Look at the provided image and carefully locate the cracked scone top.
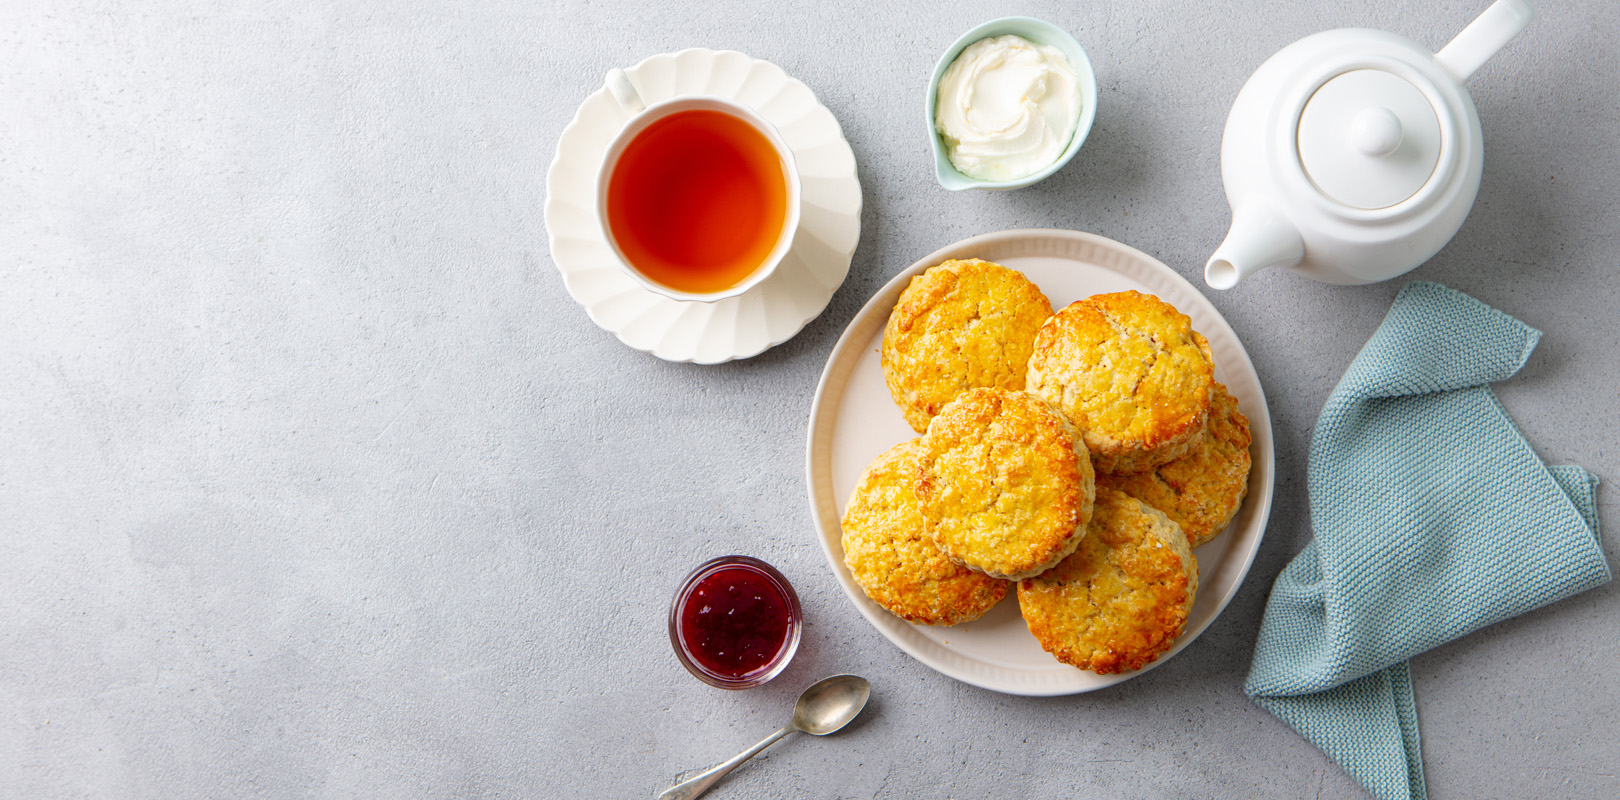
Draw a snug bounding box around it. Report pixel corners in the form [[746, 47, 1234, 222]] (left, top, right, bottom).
[[1019, 487, 1198, 675], [1025, 290, 1215, 474], [1098, 383, 1252, 548], [841, 439, 1010, 626], [882, 259, 1053, 434], [915, 388, 1094, 581]]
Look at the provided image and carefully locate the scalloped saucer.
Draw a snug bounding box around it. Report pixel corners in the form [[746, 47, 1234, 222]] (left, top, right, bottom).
[[545, 49, 862, 364]]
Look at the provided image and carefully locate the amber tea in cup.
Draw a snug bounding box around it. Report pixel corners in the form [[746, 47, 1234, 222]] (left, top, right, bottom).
[[597, 98, 800, 302]]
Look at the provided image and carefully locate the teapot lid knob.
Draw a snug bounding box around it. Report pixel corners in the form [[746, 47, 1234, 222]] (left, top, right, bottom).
[[1350, 107, 1403, 158]]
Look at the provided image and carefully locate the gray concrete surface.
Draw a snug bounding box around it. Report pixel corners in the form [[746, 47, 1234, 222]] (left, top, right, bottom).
[[2, 1, 1616, 798]]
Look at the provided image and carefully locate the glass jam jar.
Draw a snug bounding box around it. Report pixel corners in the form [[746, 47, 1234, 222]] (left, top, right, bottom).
[[669, 555, 802, 689]]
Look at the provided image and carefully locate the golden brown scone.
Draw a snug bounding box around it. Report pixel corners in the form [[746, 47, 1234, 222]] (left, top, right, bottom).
[[916, 388, 1094, 581], [882, 259, 1053, 434], [1097, 383, 1252, 547], [1019, 487, 1199, 675], [1025, 291, 1215, 474], [841, 439, 1011, 625]]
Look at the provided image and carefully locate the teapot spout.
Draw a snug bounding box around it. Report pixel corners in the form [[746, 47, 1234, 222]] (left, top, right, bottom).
[[1204, 205, 1305, 290]]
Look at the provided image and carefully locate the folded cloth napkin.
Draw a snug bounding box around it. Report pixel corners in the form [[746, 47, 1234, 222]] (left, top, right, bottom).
[[1244, 281, 1610, 800]]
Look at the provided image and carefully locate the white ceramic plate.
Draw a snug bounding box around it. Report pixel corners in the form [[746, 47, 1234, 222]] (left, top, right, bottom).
[[805, 229, 1275, 696], [544, 49, 862, 364]]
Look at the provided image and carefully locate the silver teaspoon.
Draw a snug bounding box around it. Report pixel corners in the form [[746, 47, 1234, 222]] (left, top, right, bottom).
[[656, 674, 872, 800]]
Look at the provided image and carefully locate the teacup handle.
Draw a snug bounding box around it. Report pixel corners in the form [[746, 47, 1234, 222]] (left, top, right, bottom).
[[605, 68, 646, 116]]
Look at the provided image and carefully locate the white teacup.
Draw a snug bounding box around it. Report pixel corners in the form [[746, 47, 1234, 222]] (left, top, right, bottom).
[[596, 69, 801, 304]]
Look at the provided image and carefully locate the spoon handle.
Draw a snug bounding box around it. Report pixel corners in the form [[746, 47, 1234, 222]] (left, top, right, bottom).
[[655, 724, 796, 800]]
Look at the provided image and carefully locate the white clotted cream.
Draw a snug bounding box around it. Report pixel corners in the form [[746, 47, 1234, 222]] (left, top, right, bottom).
[[935, 35, 1081, 182]]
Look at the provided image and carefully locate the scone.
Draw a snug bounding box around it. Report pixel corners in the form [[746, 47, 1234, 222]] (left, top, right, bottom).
[[1025, 290, 1215, 474], [1098, 383, 1252, 547], [1019, 488, 1199, 674], [882, 259, 1053, 434], [841, 439, 1010, 625], [915, 388, 1094, 581]]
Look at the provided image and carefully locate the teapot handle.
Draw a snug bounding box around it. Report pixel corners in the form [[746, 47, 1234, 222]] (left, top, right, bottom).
[[1435, 0, 1536, 83]]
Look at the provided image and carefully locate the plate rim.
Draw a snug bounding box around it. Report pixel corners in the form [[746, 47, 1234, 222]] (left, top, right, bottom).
[[804, 228, 1276, 696], [543, 47, 862, 364]]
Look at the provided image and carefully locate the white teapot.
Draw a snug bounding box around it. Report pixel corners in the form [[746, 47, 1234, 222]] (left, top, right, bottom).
[[1205, 0, 1536, 289]]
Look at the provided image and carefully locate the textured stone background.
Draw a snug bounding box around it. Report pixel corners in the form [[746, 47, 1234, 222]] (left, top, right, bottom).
[[2, 1, 1616, 798]]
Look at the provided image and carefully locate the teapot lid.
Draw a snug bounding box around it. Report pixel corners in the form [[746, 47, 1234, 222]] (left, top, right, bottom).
[[1296, 69, 1442, 210]]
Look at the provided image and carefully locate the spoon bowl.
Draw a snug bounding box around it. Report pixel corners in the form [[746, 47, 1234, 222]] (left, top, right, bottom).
[[791, 673, 870, 735], [656, 675, 872, 800]]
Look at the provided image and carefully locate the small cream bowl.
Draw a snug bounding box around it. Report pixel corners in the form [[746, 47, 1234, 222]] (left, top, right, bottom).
[[926, 17, 1099, 191]]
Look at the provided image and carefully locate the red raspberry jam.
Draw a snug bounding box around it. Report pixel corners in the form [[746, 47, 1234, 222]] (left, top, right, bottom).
[[670, 556, 801, 689]]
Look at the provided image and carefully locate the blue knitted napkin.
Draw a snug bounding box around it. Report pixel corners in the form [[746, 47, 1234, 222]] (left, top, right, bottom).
[[1244, 282, 1610, 800]]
